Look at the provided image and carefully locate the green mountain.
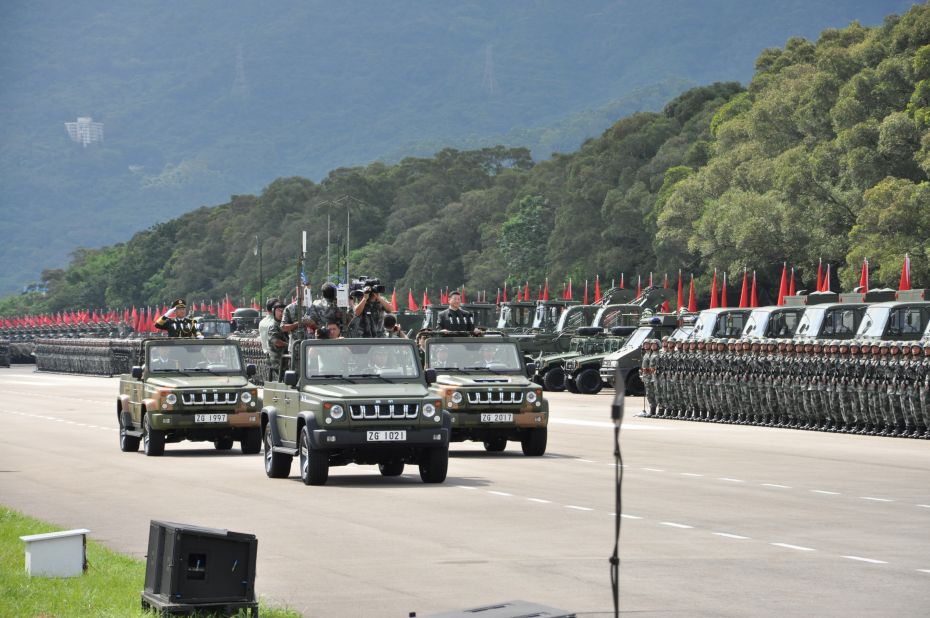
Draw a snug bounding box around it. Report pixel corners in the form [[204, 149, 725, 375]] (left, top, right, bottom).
[[0, 1, 912, 295]]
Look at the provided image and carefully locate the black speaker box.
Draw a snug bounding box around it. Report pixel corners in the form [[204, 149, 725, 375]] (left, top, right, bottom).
[[142, 520, 258, 616]]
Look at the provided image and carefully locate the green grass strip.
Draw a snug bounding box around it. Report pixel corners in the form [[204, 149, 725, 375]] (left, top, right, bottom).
[[0, 506, 301, 617]]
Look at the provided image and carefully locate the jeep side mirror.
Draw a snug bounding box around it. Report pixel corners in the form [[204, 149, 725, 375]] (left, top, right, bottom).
[[246, 363, 257, 377], [131, 366, 143, 379], [525, 362, 536, 377], [424, 368, 437, 385], [283, 370, 298, 387]]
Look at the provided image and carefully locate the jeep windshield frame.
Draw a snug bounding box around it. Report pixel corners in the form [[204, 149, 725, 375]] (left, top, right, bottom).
[[302, 339, 422, 381], [147, 342, 243, 374], [426, 340, 524, 374]]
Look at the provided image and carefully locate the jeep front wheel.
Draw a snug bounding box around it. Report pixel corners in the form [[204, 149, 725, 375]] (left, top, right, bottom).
[[542, 367, 566, 392], [419, 446, 449, 483], [575, 368, 603, 394], [142, 415, 165, 457], [521, 427, 547, 456], [299, 426, 328, 485], [263, 424, 292, 479], [241, 428, 261, 454]]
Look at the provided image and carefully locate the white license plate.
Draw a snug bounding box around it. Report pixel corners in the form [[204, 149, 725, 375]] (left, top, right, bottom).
[[481, 413, 513, 423], [366, 430, 407, 442], [194, 414, 227, 423]]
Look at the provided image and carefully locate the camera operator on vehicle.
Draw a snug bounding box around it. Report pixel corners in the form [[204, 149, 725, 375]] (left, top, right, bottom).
[[350, 277, 393, 338]]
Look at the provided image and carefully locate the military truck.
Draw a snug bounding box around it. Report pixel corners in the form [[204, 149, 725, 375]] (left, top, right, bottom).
[[855, 291, 930, 341], [261, 338, 451, 485], [687, 307, 752, 340], [422, 335, 548, 455], [533, 327, 610, 391], [789, 292, 870, 340], [117, 338, 262, 456], [600, 314, 687, 395], [741, 305, 807, 339], [562, 327, 634, 394]]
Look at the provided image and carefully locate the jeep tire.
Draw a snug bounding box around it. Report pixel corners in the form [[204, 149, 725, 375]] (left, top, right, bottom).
[[521, 427, 547, 456], [263, 423, 292, 479], [483, 437, 507, 452], [119, 414, 140, 453], [378, 461, 405, 476], [419, 447, 449, 483], [143, 414, 165, 457], [299, 425, 329, 485], [240, 428, 261, 454], [566, 378, 579, 393], [575, 368, 603, 394], [542, 367, 567, 392]]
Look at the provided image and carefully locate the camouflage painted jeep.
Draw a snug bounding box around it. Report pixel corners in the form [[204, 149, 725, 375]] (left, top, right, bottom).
[[261, 338, 451, 485], [117, 338, 262, 456], [422, 335, 548, 455]]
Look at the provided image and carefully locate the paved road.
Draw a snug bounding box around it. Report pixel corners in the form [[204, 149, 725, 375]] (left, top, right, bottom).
[[1, 365, 928, 617]]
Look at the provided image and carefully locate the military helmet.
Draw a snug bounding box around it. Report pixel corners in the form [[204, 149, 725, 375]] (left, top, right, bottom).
[[910, 343, 921, 355], [321, 282, 337, 301]]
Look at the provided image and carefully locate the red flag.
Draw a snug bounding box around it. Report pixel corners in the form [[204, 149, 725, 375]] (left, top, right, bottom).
[[583, 280, 589, 305], [523, 282, 529, 301], [739, 269, 749, 308], [709, 269, 719, 309], [495, 288, 501, 305], [816, 258, 823, 292], [720, 272, 728, 308], [131, 307, 138, 331], [776, 262, 788, 306], [899, 254, 911, 291], [502, 283, 508, 303], [543, 278, 550, 301], [594, 275, 602, 303], [567, 278, 573, 301], [676, 270, 684, 311], [661, 273, 670, 312], [859, 258, 869, 293], [789, 268, 796, 297], [687, 274, 697, 312], [750, 271, 759, 308], [461, 286, 466, 304], [636, 275, 642, 299], [390, 289, 398, 312], [822, 264, 832, 292], [620, 273, 625, 289], [407, 289, 419, 311], [423, 289, 431, 307]]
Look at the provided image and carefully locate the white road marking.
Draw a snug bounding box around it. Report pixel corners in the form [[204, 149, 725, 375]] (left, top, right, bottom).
[[680, 473, 703, 477], [917, 505, 930, 509], [918, 569, 930, 574], [456, 485, 476, 490], [842, 556, 887, 564], [549, 418, 672, 430], [860, 497, 893, 502], [577, 459, 596, 463], [660, 522, 693, 529], [761, 483, 791, 489], [643, 467, 664, 472], [620, 514, 641, 520], [771, 543, 815, 552], [714, 533, 750, 540], [565, 505, 593, 511], [488, 491, 512, 497], [718, 477, 745, 483], [811, 490, 840, 495], [527, 498, 551, 504]]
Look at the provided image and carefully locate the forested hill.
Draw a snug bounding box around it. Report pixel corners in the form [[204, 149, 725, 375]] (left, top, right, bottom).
[[2, 3, 929, 316], [0, 0, 912, 296]]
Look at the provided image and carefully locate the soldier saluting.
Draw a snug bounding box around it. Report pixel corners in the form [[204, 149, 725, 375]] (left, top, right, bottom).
[[437, 290, 480, 335], [154, 299, 203, 338]]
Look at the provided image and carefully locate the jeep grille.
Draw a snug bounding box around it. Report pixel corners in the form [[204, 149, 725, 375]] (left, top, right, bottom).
[[349, 403, 419, 420], [466, 391, 524, 405], [180, 392, 238, 406]]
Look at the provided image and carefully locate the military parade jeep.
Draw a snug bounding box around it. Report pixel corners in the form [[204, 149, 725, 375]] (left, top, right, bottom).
[[117, 338, 262, 456], [261, 338, 451, 485], [422, 335, 548, 455]]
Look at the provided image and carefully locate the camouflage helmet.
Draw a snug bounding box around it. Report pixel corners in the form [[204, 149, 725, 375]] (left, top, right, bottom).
[[910, 343, 921, 355], [879, 341, 891, 353]]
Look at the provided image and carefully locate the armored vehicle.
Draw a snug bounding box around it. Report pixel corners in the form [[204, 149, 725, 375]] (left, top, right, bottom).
[[741, 306, 806, 339], [855, 293, 930, 341], [422, 336, 548, 455], [230, 308, 261, 332], [117, 338, 261, 456], [688, 307, 751, 340], [562, 327, 633, 394], [792, 303, 868, 340], [533, 327, 613, 391], [600, 314, 683, 395], [261, 338, 451, 485]]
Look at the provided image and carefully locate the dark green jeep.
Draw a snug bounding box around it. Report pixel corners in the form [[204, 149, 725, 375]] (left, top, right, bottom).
[[117, 338, 262, 456], [423, 336, 548, 455], [261, 338, 451, 485]]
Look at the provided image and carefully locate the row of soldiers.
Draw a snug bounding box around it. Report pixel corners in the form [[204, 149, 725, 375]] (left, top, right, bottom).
[[640, 338, 930, 439]]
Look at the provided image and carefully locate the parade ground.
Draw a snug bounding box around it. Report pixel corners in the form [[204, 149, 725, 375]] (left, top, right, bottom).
[[1, 365, 928, 617]]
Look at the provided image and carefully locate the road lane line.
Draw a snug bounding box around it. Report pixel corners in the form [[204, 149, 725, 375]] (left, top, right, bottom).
[[811, 490, 840, 495], [918, 569, 930, 574], [660, 522, 693, 529], [714, 533, 750, 540], [487, 491, 512, 497], [841, 556, 887, 564], [917, 505, 930, 509], [860, 497, 893, 502], [771, 543, 815, 552], [718, 477, 745, 483], [565, 505, 593, 511], [527, 498, 551, 504], [577, 459, 597, 463], [761, 483, 791, 489], [680, 473, 703, 477], [643, 468, 664, 472], [620, 514, 641, 520], [549, 418, 672, 430], [456, 485, 477, 490]]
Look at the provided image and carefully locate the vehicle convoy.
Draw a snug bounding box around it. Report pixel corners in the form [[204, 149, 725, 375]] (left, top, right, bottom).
[[533, 326, 624, 391], [117, 338, 262, 456], [855, 290, 930, 341], [422, 335, 548, 455], [261, 338, 451, 485], [688, 307, 752, 340], [600, 314, 683, 395], [562, 327, 633, 394]]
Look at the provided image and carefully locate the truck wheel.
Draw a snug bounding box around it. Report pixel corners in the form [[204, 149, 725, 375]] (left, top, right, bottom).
[[625, 369, 644, 396], [119, 420, 140, 453], [419, 446, 449, 483], [542, 367, 566, 392], [483, 437, 507, 452], [566, 379, 579, 393], [142, 415, 165, 457], [576, 368, 603, 394], [263, 424, 292, 479], [240, 428, 261, 454], [214, 438, 234, 451], [521, 427, 547, 456], [378, 461, 405, 476], [299, 425, 328, 486]]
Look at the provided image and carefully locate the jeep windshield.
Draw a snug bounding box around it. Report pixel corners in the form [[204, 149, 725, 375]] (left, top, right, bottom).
[[148, 343, 242, 373], [304, 342, 420, 379], [428, 341, 523, 373], [621, 327, 652, 351]]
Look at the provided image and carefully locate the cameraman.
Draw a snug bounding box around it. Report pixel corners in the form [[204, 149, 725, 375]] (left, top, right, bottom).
[[351, 280, 393, 338]]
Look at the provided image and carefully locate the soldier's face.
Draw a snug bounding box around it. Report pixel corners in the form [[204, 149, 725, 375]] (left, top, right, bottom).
[[449, 294, 461, 309], [274, 307, 284, 320], [176, 307, 187, 318]]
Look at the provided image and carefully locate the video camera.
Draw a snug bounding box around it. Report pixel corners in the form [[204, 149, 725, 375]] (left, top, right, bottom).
[[349, 276, 385, 295]]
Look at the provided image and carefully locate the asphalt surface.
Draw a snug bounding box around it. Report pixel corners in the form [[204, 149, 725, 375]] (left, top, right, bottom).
[[1, 365, 928, 617]]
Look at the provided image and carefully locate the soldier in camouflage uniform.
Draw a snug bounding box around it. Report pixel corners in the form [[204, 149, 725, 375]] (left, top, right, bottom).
[[266, 302, 288, 381], [641, 340, 658, 415], [309, 283, 351, 337], [920, 344, 930, 438]]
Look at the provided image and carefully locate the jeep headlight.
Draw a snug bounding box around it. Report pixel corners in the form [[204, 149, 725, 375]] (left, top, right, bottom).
[[241, 391, 252, 404], [450, 391, 463, 404], [526, 391, 537, 404], [329, 404, 344, 420], [423, 403, 436, 418], [165, 393, 177, 405]]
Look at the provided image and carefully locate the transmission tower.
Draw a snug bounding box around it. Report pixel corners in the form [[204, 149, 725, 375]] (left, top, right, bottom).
[[64, 117, 103, 147], [482, 43, 497, 95]]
